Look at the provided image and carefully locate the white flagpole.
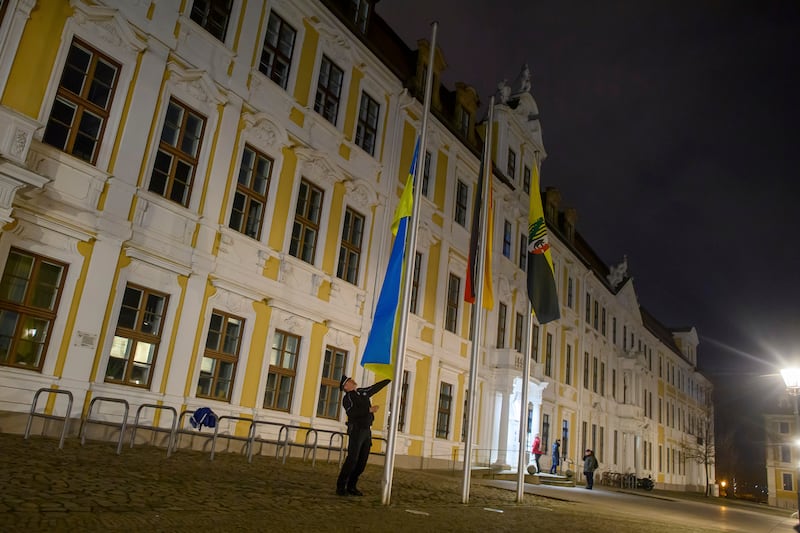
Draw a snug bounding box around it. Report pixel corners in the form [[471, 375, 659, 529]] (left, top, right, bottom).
[[461, 97, 494, 503], [516, 151, 542, 501], [381, 21, 438, 506], [517, 300, 534, 501]]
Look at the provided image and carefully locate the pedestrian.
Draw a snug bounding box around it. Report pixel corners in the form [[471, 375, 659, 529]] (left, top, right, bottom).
[[583, 448, 599, 489], [531, 433, 543, 473], [549, 439, 561, 474], [336, 375, 391, 496]]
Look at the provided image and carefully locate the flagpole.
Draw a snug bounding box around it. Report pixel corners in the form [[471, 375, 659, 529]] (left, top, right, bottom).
[[381, 21, 438, 506], [517, 299, 534, 501], [461, 97, 494, 503]]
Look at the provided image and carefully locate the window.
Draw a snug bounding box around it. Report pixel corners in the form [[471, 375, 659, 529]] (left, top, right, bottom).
[[531, 324, 539, 363], [601, 362, 606, 396], [398, 370, 410, 432], [514, 312, 524, 352], [190, 0, 232, 41], [445, 274, 460, 333], [502, 220, 512, 258], [264, 330, 300, 411], [542, 414, 550, 448], [507, 148, 516, 180], [592, 356, 598, 393], [105, 284, 168, 388], [317, 346, 347, 419], [593, 300, 599, 329], [435, 382, 452, 438], [496, 302, 507, 348], [348, 0, 370, 31], [612, 369, 617, 400], [259, 12, 296, 89], [544, 333, 553, 377], [783, 473, 793, 492], [229, 145, 272, 239], [459, 107, 470, 138], [42, 39, 120, 164], [0, 249, 67, 371], [289, 179, 324, 264], [567, 277, 574, 308], [583, 352, 589, 389], [623, 325, 627, 350], [523, 165, 531, 194], [149, 99, 206, 207], [780, 421, 790, 434], [454, 180, 468, 227], [337, 207, 364, 284], [599, 426, 605, 462], [422, 151, 432, 197], [601, 307, 607, 335], [565, 345, 572, 385], [561, 419, 569, 458], [314, 56, 344, 125], [581, 421, 588, 452], [518, 233, 527, 270], [410, 252, 422, 315], [780, 445, 792, 463], [612, 316, 617, 344], [355, 92, 379, 155], [585, 292, 591, 322], [197, 310, 243, 401]]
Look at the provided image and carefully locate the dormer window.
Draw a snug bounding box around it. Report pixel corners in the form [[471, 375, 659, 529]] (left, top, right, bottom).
[[349, 0, 370, 32]]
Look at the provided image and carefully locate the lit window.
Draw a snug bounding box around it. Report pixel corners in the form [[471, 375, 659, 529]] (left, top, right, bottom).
[[0, 249, 67, 371], [105, 284, 168, 388]]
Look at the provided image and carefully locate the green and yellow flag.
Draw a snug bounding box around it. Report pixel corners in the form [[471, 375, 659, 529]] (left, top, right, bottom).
[[526, 165, 559, 324]]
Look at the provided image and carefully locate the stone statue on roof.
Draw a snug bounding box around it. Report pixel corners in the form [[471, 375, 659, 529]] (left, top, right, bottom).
[[519, 64, 531, 93], [607, 255, 629, 289], [497, 79, 511, 104]]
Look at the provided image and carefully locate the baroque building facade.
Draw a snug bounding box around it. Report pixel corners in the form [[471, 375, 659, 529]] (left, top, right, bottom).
[[0, 0, 713, 491]]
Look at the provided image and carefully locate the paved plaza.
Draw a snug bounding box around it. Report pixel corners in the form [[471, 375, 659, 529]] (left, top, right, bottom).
[[0, 432, 786, 532]]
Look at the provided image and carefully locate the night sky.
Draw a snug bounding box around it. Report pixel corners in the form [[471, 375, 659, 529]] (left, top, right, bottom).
[[376, 0, 800, 489]]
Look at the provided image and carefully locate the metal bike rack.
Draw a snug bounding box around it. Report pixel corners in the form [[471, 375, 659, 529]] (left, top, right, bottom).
[[80, 396, 130, 455], [24, 387, 74, 449], [130, 403, 178, 457]]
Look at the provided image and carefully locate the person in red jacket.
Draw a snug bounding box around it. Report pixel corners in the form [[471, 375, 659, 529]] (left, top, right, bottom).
[[336, 375, 391, 496], [531, 433, 543, 473]]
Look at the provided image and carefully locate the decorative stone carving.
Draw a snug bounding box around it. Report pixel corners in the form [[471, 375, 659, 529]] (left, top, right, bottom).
[[344, 179, 377, 207], [295, 147, 345, 189], [607, 255, 629, 289], [497, 79, 511, 104]]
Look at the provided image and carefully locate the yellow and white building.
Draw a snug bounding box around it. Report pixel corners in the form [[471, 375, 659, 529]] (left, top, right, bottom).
[[0, 0, 713, 491]]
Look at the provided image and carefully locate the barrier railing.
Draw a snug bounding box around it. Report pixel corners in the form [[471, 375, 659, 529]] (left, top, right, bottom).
[[130, 403, 177, 457], [24, 387, 74, 449], [80, 396, 130, 455]]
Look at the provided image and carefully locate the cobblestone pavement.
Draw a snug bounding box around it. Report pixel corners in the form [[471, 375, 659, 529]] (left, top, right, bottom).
[[0, 432, 751, 532]]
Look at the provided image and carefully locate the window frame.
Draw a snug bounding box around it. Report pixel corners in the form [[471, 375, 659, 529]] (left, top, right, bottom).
[[435, 381, 453, 439], [316, 345, 347, 419], [105, 283, 169, 388], [264, 329, 300, 412], [355, 90, 380, 156], [336, 207, 365, 284], [445, 273, 461, 333], [502, 219, 512, 258], [229, 144, 273, 240], [0, 248, 68, 371], [259, 10, 296, 89], [197, 309, 244, 402], [410, 252, 422, 315], [507, 148, 516, 181], [314, 55, 344, 126], [148, 98, 207, 207], [496, 302, 507, 348], [289, 178, 324, 264], [42, 38, 121, 165], [454, 180, 468, 227], [189, 0, 233, 42]]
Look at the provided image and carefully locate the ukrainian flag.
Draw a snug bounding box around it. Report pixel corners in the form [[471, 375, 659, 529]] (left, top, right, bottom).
[[361, 139, 419, 379]]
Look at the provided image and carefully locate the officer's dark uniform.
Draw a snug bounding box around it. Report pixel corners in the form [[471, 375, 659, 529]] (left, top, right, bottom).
[[336, 376, 391, 495]]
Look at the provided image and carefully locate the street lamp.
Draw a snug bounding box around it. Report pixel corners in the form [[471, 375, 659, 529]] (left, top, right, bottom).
[[780, 367, 800, 532]]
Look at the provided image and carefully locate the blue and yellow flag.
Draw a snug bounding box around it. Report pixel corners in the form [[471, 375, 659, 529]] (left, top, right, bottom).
[[361, 139, 420, 379], [527, 164, 560, 324]]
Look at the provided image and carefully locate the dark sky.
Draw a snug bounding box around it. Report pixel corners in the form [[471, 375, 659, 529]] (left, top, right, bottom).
[[376, 0, 800, 485]]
